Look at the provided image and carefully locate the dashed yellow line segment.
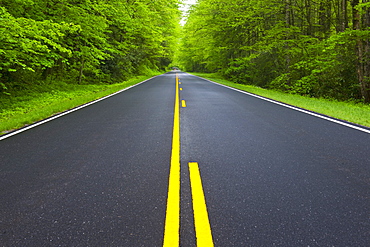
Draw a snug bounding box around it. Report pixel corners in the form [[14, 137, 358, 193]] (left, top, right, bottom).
[[181, 100, 187, 108], [189, 162, 214, 247], [163, 74, 180, 247]]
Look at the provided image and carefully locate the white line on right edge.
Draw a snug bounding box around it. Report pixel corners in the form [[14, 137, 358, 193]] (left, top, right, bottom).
[[191, 74, 370, 134]]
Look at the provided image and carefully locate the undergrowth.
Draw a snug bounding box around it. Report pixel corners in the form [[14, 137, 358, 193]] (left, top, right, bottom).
[[0, 74, 159, 135], [191, 72, 370, 128]]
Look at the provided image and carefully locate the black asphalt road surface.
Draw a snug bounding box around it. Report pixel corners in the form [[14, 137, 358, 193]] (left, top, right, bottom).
[[1, 72, 370, 246]]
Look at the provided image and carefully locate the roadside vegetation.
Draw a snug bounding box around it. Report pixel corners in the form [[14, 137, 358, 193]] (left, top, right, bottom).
[[177, 0, 370, 104], [191, 73, 370, 128], [0, 0, 180, 135], [2, 0, 370, 134], [0, 74, 159, 135]]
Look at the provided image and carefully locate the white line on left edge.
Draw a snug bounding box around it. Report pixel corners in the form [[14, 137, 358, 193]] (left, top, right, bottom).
[[0, 77, 156, 141]]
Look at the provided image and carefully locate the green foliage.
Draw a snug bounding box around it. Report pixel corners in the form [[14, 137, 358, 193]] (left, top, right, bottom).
[[0, 6, 77, 72], [191, 72, 370, 127], [0, 0, 181, 131], [177, 0, 370, 103], [0, 74, 159, 134], [0, 0, 180, 91]]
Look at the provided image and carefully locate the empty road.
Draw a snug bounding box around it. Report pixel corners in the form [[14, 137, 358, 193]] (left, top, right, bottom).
[[1, 72, 369, 246]]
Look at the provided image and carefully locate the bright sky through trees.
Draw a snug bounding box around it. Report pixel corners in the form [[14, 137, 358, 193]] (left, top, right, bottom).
[[179, 0, 197, 25]]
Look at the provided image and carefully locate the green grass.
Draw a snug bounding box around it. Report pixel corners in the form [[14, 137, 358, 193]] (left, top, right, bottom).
[[2, 71, 369, 136], [190, 72, 370, 128], [0, 74, 158, 135]]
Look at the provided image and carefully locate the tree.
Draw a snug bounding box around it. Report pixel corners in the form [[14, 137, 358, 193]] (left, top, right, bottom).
[[0, 0, 181, 93], [352, 0, 370, 102], [178, 0, 368, 102]]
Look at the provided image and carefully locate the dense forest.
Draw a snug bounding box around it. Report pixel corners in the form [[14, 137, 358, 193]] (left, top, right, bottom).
[[178, 0, 370, 103], [2, 0, 370, 104], [0, 0, 180, 94]]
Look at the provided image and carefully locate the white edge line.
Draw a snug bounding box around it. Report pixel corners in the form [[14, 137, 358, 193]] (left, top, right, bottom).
[[189, 74, 370, 134], [0, 76, 157, 141]]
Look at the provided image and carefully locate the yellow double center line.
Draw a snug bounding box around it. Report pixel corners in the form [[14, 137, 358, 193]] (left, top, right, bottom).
[[163, 74, 214, 247], [163, 74, 181, 246]]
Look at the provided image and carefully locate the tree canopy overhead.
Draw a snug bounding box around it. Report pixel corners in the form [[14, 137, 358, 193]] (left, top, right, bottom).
[[0, 0, 181, 91], [178, 0, 370, 102], [2, 0, 370, 103]]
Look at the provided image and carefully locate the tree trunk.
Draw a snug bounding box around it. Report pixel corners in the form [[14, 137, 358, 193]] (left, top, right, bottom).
[[285, 0, 292, 71], [79, 59, 85, 85], [343, 0, 348, 30], [361, 0, 370, 102], [319, 0, 331, 37], [305, 0, 312, 35], [353, 0, 370, 102]]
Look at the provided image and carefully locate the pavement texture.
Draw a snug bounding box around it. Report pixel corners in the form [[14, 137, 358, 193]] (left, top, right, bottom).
[[179, 72, 370, 246], [1, 71, 369, 246], [0, 73, 175, 246]]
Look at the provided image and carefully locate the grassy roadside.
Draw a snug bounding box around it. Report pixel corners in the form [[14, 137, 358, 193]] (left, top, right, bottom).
[[190, 72, 370, 128], [0, 74, 158, 135]]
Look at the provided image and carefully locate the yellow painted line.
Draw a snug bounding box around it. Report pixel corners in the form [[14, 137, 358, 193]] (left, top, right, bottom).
[[163, 73, 181, 247], [188, 162, 214, 247], [181, 100, 187, 108]]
